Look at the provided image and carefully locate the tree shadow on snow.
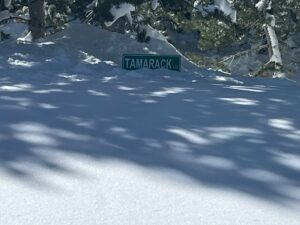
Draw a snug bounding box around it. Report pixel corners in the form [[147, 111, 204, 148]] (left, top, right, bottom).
[[1, 27, 300, 206]]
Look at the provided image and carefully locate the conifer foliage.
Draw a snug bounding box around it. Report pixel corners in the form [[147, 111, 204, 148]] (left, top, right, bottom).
[[1, 0, 300, 76]]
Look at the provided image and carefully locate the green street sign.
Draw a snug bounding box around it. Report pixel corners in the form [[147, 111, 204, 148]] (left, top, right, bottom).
[[122, 54, 181, 71]]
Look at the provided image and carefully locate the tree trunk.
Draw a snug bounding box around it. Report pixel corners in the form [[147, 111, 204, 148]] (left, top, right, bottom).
[[28, 0, 45, 40], [264, 24, 282, 66]]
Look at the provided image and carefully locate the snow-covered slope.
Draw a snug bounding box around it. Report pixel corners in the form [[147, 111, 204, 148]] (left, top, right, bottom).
[[1, 21, 300, 225]]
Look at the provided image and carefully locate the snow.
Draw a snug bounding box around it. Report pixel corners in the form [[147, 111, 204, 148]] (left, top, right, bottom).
[[144, 24, 167, 41], [16, 31, 33, 43], [1, 21, 300, 225], [266, 25, 283, 65], [215, 0, 237, 23], [194, 1, 212, 17], [256, 0, 268, 12], [194, 0, 236, 22], [86, 0, 98, 9], [0, 10, 10, 21], [104, 3, 135, 27], [151, 0, 159, 11], [4, 0, 12, 8]]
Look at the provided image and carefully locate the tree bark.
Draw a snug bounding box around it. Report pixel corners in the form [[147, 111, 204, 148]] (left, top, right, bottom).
[[28, 0, 45, 40], [264, 24, 282, 66]]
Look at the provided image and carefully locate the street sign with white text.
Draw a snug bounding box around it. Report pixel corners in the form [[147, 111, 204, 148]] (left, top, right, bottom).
[[122, 54, 181, 71]]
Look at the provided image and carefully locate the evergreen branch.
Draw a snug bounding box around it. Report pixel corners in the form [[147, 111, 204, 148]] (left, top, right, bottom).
[[0, 15, 29, 24], [219, 44, 268, 64]]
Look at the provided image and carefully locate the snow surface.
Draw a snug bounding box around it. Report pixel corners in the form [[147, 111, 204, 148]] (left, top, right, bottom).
[[1, 21, 300, 225], [0, 10, 10, 21]]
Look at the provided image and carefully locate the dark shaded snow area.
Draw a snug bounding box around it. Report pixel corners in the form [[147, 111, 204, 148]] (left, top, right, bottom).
[[1, 22, 300, 225]]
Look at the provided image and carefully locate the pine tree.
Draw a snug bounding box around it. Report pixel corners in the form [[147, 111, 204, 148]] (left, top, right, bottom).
[[2, 0, 300, 76]]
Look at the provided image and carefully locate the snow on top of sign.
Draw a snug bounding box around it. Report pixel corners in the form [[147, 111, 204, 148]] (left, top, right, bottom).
[[105, 3, 135, 27]]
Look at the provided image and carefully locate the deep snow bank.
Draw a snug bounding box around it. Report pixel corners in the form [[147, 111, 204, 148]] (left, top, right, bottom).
[[45, 21, 201, 73], [2, 20, 297, 86], [1, 20, 212, 83]]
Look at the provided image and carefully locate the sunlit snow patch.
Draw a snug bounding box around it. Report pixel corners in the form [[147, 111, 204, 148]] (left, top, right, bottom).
[[214, 75, 244, 84], [38, 103, 60, 109], [166, 128, 210, 145], [240, 169, 289, 183], [17, 31, 33, 43], [117, 85, 137, 91], [273, 152, 300, 172], [58, 73, 88, 82], [0, 84, 32, 92], [105, 3, 135, 27], [196, 156, 236, 170], [8, 57, 39, 68], [225, 85, 267, 93], [87, 90, 110, 97], [150, 87, 189, 97], [37, 42, 55, 47], [268, 119, 295, 130], [218, 97, 259, 106]]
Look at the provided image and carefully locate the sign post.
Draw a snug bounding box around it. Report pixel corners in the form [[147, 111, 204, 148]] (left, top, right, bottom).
[[122, 54, 181, 71]]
